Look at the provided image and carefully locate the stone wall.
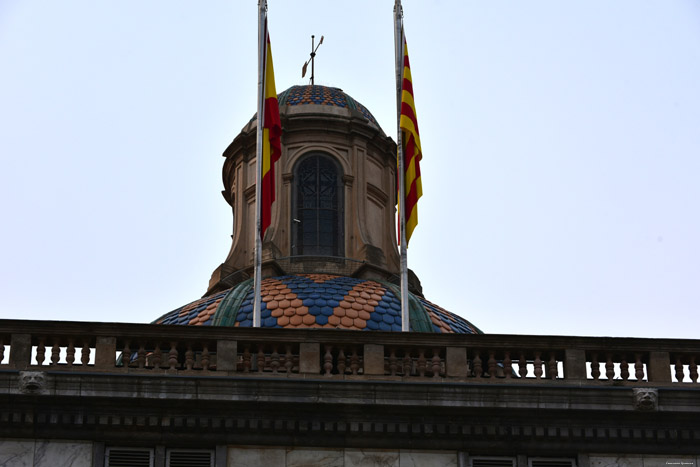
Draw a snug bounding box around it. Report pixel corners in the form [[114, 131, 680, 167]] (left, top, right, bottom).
[[0, 440, 92, 467]]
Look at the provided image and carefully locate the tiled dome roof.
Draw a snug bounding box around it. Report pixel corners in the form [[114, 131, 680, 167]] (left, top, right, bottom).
[[155, 274, 481, 334], [279, 85, 380, 127]]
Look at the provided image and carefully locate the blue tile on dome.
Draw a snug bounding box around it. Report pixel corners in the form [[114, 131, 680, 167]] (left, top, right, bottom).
[[316, 315, 329, 325], [263, 317, 278, 327]]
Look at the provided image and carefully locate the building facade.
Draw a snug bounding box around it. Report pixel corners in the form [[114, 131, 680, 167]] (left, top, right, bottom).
[[1, 85, 699, 467]]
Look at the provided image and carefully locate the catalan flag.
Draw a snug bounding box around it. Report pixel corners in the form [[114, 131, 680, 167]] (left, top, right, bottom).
[[399, 35, 422, 244], [260, 29, 281, 238]]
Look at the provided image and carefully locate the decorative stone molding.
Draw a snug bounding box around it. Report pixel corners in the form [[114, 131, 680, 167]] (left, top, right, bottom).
[[18, 371, 47, 394], [633, 388, 659, 411]]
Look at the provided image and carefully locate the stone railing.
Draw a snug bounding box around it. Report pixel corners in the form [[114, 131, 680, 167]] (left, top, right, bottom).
[[1, 319, 699, 385]]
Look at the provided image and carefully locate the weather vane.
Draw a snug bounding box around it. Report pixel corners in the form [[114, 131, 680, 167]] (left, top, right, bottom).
[[301, 34, 324, 85]]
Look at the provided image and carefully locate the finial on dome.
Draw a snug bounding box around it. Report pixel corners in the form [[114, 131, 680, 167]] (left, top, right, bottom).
[[301, 34, 324, 85]]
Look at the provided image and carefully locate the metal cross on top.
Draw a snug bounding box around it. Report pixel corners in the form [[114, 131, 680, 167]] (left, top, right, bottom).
[[301, 34, 324, 85]]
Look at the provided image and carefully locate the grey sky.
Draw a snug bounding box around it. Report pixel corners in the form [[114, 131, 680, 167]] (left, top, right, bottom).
[[1, 1, 699, 338]]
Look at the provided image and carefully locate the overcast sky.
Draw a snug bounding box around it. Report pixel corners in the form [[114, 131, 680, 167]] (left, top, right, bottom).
[[1, 1, 699, 338]]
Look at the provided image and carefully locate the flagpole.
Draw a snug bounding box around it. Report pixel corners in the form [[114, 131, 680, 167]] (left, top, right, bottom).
[[253, 0, 267, 328], [394, 1, 410, 332]]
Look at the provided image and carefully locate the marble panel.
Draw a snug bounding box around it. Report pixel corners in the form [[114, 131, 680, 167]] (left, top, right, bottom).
[[0, 440, 34, 467], [228, 446, 285, 467], [345, 448, 399, 467], [287, 448, 343, 467], [33, 440, 92, 467], [399, 450, 458, 467]]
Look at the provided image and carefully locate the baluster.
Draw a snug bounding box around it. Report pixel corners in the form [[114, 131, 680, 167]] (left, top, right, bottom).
[[502, 351, 512, 379], [487, 351, 497, 378], [270, 345, 280, 373], [337, 348, 347, 375], [688, 356, 698, 383], [256, 346, 265, 373], [417, 349, 427, 377], [122, 342, 132, 368], [431, 348, 441, 378], [201, 345, 210, 370], [51, 341, 61, 366], [184, 344, 194, 370], [36, 338, 46, 366], [605, 353, 614, 380], [350, 348, 360, 375], [590, 353, 600, 380], [675, 356, 684, 382], [518, 352, 527, 378], [242, 345, 251, 373], [65, 339, 75, 366], [168, 342, 178, 370], [548, 352, 558, 379], [137, 344, 147, 369], [76, 340, 85, 365], [323, 345, 333, 376], [473, 352, 483, 378], [284, 345, 293, 373], [152, 345, 163, 369], [620, 355, 629, 381], [533, 351, 543, 379], [0, 339, 4, 364], [634, 353, 644, 381], [402, 351, 412, 377], [388, 348, 398, 376]]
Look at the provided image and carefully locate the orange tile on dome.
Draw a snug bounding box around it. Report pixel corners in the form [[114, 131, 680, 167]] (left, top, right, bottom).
[[346, 309, 358, 319], [333, 308, 346, 317], [291, 298, 303, 308], [289, 315, 303, 326], [341, 316, 353, 327], [339, 301, 351, 309], [278, 316, 290, 326], [328, 315, 341, 326], [354, 318, 367, 329], [267, 300, 279, 310], [296, 306, 309, 316], [302, 314, 315, 325], [271, 309, 283, 318], [359, 310, 371, 320]]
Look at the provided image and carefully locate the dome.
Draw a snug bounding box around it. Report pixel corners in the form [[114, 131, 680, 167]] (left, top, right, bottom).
[[279, 85, 381, 127], [155, 274, 481, 334], [248, 84, 384, 133]]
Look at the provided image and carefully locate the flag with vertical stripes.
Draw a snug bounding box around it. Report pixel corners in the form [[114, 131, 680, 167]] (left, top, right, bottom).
[[399, 34, 422, 243], [261, 29, 282, 238]]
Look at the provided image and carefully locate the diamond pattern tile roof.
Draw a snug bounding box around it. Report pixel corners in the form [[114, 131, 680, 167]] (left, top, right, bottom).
[[154, 274, 481, 334]]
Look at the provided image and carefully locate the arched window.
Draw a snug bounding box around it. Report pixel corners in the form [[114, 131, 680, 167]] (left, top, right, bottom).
[[292, 154, 344, 256]]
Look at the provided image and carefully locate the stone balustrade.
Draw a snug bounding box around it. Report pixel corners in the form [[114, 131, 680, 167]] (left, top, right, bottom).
[[1, 319, 699, 385]]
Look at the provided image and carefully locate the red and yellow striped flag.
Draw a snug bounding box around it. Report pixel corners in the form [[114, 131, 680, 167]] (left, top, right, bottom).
[[261, 31, 282, 238], [399, 36, 422, 244]]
